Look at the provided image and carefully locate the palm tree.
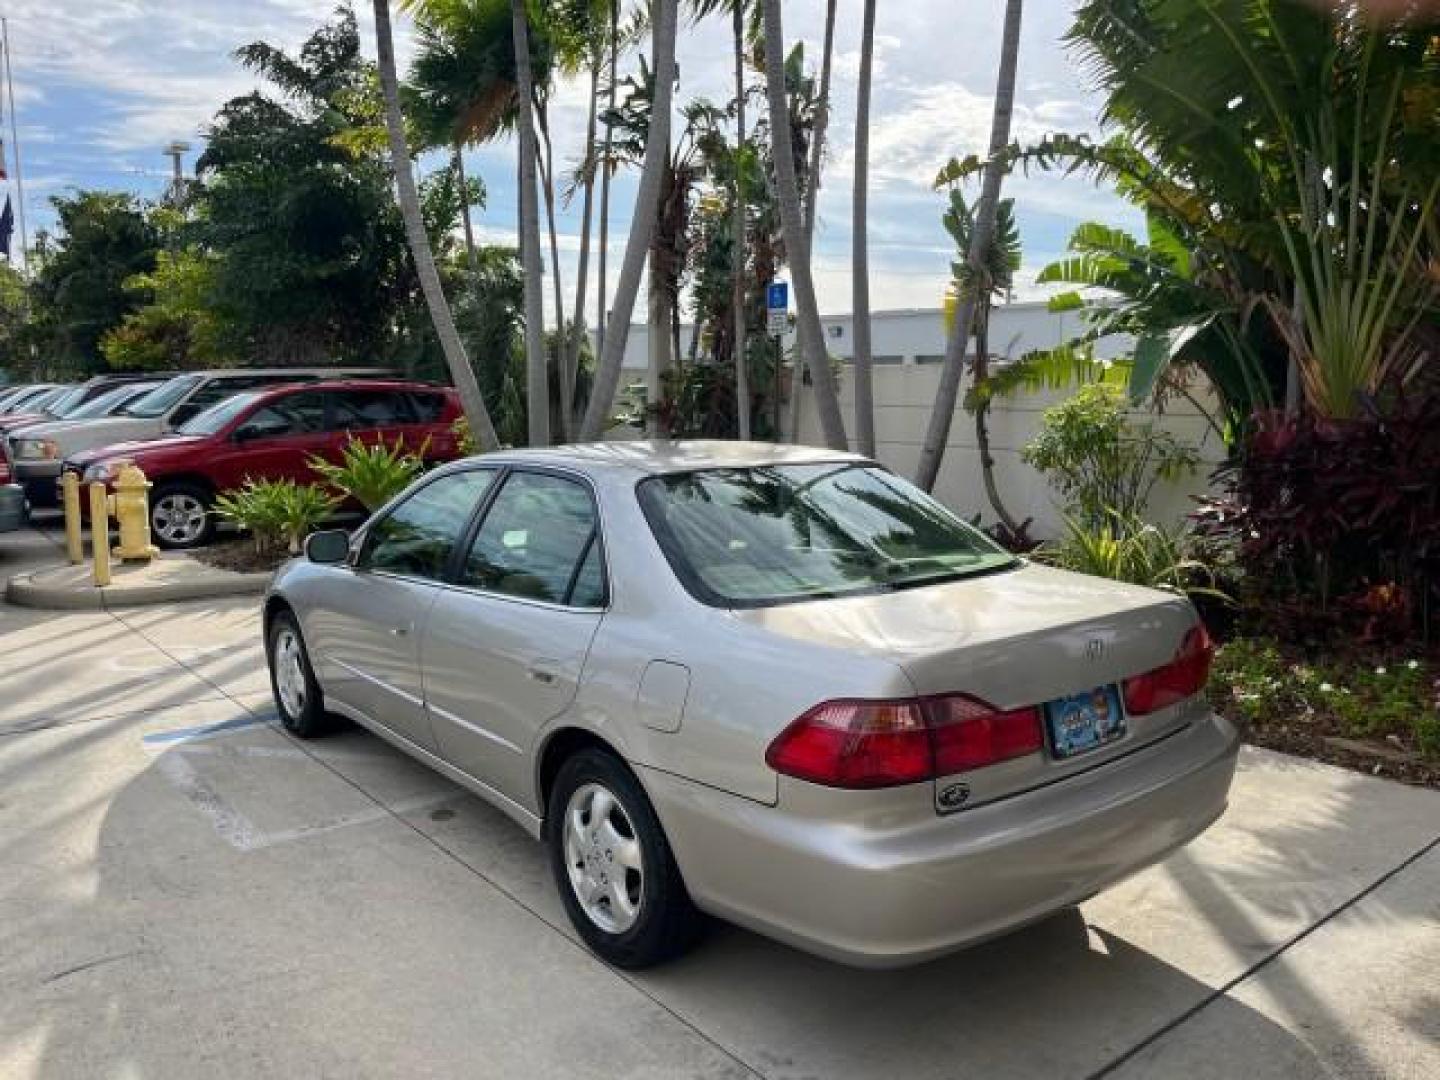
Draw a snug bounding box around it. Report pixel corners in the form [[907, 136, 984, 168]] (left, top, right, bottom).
[[851, 0, 876, 456], [511, 0, 549, 446], [786, 0, 836, 446], [372, 0, 501, 451], [579, 0, 679, 441], [731, 0, 752, 440], [761, 0, 846, 450], [942, 189, 1023, 533], [595, 0, 619, 368], [914, 0, 1022, 492]]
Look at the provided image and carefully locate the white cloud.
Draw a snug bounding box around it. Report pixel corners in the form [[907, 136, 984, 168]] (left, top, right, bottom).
[[4, 0, 1144, 320]]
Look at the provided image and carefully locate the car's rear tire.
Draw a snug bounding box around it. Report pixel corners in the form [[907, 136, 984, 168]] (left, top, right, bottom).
[[266, 610, 334, 738], [150, 481, 215, 550], [547, 748, 703, 969]]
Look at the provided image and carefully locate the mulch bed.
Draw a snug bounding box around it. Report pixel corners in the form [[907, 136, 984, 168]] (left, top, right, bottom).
[[1215, 703, 1440, 789], [189, 538, 289, 575]]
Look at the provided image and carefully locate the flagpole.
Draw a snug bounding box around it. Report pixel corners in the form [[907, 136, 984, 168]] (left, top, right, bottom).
[[2, 17, 29, 270]]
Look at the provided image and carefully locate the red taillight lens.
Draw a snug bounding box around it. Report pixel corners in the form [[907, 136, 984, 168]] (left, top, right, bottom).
[[929, 695, 1043, 774], [1122, 623, 1214, 716], [765, 700, 931, 788], [0, 458, 10, 484], [766, 694, 1043, 789]]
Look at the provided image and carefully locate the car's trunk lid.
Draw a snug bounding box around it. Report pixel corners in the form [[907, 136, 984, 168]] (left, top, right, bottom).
[[732, 561, 1205, 811]]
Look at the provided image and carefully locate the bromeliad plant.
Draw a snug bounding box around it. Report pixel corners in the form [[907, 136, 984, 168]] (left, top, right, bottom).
[[214, 479, 339, 556], [308, 437, 430, 513]]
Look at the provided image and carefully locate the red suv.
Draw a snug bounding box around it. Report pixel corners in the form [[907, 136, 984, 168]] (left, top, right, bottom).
[[68, 380, 463, 549]]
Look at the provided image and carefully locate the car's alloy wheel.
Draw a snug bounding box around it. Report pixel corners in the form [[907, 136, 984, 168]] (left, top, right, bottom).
[[562, 782, 645, 934], [150, 484, 213, 549], [547, 749, 702, 968]]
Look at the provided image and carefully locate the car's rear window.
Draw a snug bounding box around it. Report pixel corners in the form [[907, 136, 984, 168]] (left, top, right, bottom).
[[637, 464, 1017, 608]]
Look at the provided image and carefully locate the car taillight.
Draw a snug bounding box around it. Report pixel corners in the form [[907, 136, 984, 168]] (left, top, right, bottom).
[[0, 457, 9, 484], [1122, 623, 1214, 716], [766, 694, 1043, 789]]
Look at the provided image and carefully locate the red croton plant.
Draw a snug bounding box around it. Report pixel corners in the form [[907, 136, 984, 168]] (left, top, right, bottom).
[[1198, 396, 1440, 644]]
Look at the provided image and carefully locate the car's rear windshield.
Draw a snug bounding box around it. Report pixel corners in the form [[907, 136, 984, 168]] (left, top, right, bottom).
[[637, 463, 1018, 608], [177, 391, 262, 435], [119, 375, 201, 418], [46, 387, 90, 417]]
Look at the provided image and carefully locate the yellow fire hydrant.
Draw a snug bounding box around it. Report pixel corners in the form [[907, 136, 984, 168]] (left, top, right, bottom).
[[111, 463, 159, 562]]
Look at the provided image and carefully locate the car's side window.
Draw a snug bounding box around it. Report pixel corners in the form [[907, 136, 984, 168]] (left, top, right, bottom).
[[238, 392, 326, 439], [459, 472, 603, 606], [407, 392, 446, 423], [361, 469, 497, 581], [330, 389, 413, 431]]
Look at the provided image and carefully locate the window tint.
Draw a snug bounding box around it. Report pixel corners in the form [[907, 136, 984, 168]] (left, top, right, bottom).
[[460, 472, 599, 604], [363, 469, 496, 581], [406, 391, 446, 423], [638, 464, 1016, 608], [232, 391, 326, 439], [119, 375, 201, 418], [331, 389, 411, 430]]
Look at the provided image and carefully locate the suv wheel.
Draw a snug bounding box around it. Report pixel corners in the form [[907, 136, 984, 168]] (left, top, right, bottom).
[[547, 748, 703, 968], [150, 481, 214, 549]]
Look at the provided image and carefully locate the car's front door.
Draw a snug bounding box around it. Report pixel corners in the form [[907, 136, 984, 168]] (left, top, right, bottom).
[[216, 390, 331, 487], [422, 469, 606, 807], [306, 468, 498, 751]]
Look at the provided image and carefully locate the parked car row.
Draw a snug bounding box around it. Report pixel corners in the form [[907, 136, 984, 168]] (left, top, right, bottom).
[[1, 368, 461, 549]]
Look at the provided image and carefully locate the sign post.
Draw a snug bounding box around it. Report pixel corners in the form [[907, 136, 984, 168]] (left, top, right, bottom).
[[766, 282, 788, 438], [765, 281, 789, 337]]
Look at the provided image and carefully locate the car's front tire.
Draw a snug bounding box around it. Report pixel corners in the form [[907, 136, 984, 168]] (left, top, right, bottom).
[[150, 481, 215, 550], [547, 748, 702, 969], [266, 609, 333, 738]]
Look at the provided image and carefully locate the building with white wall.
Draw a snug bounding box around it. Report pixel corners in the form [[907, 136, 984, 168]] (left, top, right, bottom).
[[601, 301, 1134, 374], [596, 302, 1222, 538]]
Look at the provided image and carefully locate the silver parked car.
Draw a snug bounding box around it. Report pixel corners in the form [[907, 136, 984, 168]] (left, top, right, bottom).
[[264, 442, 1238, 969]]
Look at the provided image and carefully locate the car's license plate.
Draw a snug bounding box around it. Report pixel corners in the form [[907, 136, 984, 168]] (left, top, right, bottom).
[[1045, 684, 1126, 759]]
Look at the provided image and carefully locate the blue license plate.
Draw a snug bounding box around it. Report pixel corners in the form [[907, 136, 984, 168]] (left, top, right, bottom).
[[1045, 684, 1126, 759]]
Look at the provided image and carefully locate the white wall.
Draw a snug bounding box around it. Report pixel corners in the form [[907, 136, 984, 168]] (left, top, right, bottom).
[[794, 364, 1225, 538], [597, 301, 1130, 375]]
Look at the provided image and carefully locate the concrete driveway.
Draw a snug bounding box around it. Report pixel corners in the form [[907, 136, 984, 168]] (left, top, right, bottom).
[[2, 523, 1437, 1079]]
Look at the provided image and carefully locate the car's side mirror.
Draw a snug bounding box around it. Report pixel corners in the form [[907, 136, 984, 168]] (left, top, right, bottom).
[[304, 529, 351, 565]]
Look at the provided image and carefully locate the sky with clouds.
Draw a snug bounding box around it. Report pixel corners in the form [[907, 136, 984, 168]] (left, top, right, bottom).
[[0, 0, 1145, 323]]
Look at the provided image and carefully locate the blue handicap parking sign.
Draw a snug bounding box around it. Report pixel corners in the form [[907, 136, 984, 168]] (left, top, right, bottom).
[[766, 281, 788, 311]]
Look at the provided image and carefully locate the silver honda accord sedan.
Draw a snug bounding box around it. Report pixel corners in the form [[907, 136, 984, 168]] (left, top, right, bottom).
[[263, 441, 1238, 969]]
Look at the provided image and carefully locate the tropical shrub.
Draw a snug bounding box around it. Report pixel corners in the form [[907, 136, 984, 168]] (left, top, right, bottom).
[[1199, 401, 1440, 641], [1023, 384, 1198, 526], [309, 437, 429, 513], [1039, 509, 1227, 604], [214, 479, 338, 555]]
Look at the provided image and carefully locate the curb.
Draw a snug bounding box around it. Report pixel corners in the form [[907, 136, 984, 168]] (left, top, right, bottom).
[[5, 567, 271, 611]]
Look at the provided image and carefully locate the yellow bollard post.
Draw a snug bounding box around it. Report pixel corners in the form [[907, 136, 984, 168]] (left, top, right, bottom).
[[111, 464, 159, 562], [61, 471, 84, 565], [89, 482, 111, 587]]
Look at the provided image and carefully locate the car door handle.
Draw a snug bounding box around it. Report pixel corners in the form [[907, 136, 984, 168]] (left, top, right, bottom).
[[389, 623, 411, 638], [527, 661, 558, 684]]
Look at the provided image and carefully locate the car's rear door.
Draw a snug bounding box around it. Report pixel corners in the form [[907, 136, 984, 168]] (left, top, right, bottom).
[[422, 468, 606, 807], [306, 467, 500, 751]]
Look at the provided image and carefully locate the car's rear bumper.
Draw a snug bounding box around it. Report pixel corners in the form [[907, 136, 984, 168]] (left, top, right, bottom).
[[0, 483, 27, 531], [642, 710, 1239, 968], [14, 460, 61, 506]]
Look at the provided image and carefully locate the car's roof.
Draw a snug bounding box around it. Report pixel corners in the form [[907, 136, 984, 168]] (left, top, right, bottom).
[[245, 378, 452, 401], [482, 440, 872, 476]]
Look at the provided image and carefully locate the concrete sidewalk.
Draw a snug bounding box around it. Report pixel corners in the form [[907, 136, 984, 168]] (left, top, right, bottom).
[[1, 522, 1436, 1079]]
